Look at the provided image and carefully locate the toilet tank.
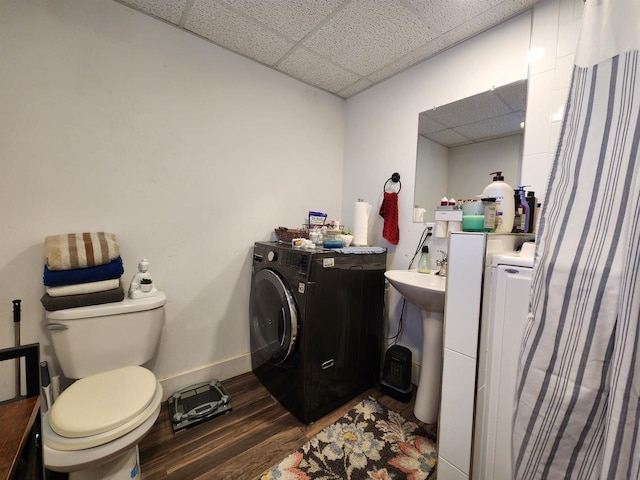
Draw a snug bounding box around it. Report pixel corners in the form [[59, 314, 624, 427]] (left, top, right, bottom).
[[45, 292, 166, 379]]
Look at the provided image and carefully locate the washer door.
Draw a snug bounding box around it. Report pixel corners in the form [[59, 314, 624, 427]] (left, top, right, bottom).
[[250, 269, 299, 365]]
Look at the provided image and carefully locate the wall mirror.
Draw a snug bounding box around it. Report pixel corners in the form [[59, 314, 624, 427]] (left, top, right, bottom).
[[413, 79, 527, 223]]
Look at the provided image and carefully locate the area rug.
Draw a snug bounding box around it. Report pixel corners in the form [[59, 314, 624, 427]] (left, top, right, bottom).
[[260, 397, 437, 480]]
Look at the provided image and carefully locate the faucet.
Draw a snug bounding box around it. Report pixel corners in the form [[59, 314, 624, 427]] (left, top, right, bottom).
[[436, 251, 448, 277]]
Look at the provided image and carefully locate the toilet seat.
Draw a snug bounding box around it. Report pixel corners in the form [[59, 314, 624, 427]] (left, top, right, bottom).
[[43, 401, 161, 473], [44, 366, 162, 451]]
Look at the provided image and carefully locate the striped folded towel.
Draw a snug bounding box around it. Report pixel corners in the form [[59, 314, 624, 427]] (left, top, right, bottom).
[[44, 232, 120, 271]]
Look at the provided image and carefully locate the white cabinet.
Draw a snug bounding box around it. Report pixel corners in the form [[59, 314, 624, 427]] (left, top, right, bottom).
[[439, 234, 528, 480], [481, 261, 532, 480]]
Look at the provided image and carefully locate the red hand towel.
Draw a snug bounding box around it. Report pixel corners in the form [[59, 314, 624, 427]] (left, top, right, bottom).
[[379, 191, 400, 245]]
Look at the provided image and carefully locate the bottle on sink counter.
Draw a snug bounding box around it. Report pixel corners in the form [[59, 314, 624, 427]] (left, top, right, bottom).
[[418, 246, 431, 274]]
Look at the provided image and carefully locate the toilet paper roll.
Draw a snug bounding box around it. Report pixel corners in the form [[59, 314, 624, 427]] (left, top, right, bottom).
[[447, 221, 462, 234], [353, 200, 372, 246], [435, 220, 448, 238]]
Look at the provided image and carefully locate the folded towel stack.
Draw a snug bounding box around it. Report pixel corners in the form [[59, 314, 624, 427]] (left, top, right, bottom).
[[41, 232, 125, 311]]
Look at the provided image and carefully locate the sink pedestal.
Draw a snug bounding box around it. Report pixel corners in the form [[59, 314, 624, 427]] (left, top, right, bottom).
[[414, 310, 443, 424]]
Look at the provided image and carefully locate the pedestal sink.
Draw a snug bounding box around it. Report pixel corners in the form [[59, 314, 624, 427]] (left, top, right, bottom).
[[384, 270, 446, 424]]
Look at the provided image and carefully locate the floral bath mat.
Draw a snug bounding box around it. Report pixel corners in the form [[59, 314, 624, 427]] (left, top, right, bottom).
[[260, 397, 437, 479]]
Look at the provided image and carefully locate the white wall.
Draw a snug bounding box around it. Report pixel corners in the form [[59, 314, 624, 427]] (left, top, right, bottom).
[[342, 0, 582, 378], [523, 0, 584, 200], [0, 0, 344, 395], [0, 0, 582, 400], [343, 11, 532, 366], [448, 134, 523, 200]]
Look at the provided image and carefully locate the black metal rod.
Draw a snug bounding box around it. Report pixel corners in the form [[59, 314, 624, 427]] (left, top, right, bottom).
[[13, 299, 21, 395]]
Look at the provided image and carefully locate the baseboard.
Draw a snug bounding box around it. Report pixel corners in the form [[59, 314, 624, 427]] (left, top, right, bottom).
[[158, 353, 252, 396]]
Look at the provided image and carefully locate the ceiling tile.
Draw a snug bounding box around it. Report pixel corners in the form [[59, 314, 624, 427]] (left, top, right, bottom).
[[454, 112, 524, 140], [185, 0, 295, 66], [277, 47, 360, 94], [418, 113, 448, 136], [366, 35, 449, 84], [223, 0, 344, 42], [406, 0, 502, 33], [303, 0, 438, 76], [424, 129, 471, 146], [443, 0, 538, 46], [338, 78, 373, 98], [119, 0, 187, 24], [427, 90, 512, 127], [494, 79, 527, 110]]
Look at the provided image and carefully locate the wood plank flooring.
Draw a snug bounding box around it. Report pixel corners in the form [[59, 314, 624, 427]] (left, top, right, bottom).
[[139, 372, 437, 479]]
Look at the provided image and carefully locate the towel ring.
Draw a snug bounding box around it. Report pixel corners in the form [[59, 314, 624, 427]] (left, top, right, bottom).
[[384, 172, 401, 193]]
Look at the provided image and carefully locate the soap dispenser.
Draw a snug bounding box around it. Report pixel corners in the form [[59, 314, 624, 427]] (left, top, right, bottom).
[[418, 246, 431, 274], [482, 171, 515, 233]]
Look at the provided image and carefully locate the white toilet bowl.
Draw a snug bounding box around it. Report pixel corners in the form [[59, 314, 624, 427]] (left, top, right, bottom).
[[43, 366, 162, 480]]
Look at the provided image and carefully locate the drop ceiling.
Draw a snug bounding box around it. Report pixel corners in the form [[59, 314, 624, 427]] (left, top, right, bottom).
[[418, 79, 527, 148], [115, 0, 538, 98]]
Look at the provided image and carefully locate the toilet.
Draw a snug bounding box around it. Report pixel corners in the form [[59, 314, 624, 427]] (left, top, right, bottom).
[[43, 292, 166, 480]]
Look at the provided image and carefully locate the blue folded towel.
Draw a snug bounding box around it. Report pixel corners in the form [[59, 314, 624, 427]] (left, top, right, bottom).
[[43, 257, 124, 287], [335, 247, 386, 254]]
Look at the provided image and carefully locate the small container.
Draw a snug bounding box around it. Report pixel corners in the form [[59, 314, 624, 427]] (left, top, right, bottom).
[[323, 230, 343, 248], [462, 197, 496, 232], [418, 246, 431, 273]]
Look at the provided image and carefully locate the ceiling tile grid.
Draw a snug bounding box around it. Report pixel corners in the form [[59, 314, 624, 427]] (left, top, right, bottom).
[[115, 0, 539, 98], [184, 0, 295, 66], [278, 46, 361, 93], [224, 0, 344, 42], [118, 0, 187, 25], [301, 0, 439, 77]]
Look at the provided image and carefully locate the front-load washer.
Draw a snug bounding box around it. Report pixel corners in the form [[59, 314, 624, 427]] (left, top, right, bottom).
[[250, 241, 386, 424]]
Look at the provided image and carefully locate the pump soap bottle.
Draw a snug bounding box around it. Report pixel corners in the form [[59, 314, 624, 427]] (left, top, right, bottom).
[[418, 246, 431, 274], [482, 171, 515, 233]]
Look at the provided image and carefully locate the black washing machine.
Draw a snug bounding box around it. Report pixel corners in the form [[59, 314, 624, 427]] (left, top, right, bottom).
[[250, 241, 386, 424]]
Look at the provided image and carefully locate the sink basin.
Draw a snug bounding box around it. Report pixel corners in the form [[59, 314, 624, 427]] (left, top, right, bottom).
[[384, 269, 447, 424], [384, 270, 446, 312]]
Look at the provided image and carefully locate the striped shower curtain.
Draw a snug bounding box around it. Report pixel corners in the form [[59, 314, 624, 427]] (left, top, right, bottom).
[[513, 1, 640, 479]]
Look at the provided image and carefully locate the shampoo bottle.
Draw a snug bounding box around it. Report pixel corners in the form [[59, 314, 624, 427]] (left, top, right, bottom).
[[418, 246, 431, 273], [482, 171, 515, 233]]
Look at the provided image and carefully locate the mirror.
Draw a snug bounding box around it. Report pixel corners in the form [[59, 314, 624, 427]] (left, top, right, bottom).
[[413, 79, 527, 223]]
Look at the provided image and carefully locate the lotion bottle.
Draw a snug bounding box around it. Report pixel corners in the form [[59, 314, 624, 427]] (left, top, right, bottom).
[[482, 171, 515, 233], [418, 246, 431, 273]]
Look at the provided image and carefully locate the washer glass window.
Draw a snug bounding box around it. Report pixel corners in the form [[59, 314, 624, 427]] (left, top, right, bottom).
[[250, 269, 298, 365]]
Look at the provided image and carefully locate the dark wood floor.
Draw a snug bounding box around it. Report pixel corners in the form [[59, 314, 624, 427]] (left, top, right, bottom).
[[139, 372, 437, 479]]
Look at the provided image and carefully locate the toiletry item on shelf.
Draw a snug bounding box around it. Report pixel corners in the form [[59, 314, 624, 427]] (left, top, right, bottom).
[[418, 246, 431, 273], [482, 171, 515, 233], [462, 198, 496, 232], [526, 191, 537, 233], [513, 186, 530, 233]]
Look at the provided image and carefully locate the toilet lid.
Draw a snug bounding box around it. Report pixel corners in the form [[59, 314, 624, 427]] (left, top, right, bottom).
[[49, 366, 157, 438]]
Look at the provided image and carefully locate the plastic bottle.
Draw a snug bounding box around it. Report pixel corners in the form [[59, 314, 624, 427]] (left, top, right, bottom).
[[418, 246, 431, 273], [526, 191, 536, 233], [482, 172, 515, 233], [513, 186, 530, 233]]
